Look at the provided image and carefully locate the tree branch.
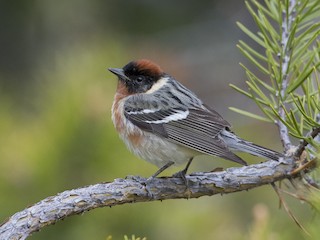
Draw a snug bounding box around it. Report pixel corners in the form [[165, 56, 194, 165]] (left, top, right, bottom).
[[0, 157, 316, 240]]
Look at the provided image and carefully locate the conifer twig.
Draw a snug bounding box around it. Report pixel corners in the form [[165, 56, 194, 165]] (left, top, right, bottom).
[[277, 0, 296, 152]]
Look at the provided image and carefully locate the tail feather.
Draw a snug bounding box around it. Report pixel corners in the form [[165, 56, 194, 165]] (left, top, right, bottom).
[[220, 129, 284, 161], [233, 141, 283, 161], [220, 151, 248, 166]]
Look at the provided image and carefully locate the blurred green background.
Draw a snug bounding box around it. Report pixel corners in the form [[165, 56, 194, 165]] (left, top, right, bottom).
[[0, 1, 319, 239]]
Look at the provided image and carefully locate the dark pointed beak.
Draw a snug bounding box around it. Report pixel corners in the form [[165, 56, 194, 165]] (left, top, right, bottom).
[[108, 68, 128, 81]]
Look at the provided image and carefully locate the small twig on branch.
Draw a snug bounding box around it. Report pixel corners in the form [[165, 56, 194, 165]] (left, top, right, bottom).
[[294, 127, 320, 158], [0, 157, 312, 240], [277, 0, 296, 152]]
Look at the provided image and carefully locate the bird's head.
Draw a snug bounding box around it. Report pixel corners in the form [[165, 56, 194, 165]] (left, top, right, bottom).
[[109, 59, 165, 94]]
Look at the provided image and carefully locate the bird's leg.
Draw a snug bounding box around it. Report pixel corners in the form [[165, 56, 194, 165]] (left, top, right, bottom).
[[172, 157, 193, 186], [148, 161, 174, 180]]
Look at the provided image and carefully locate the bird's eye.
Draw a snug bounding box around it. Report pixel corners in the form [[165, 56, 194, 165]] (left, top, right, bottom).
[[136, 76, 144, 82]]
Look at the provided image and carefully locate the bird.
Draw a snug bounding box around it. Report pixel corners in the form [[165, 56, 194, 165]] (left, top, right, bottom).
[[108, 59, 283, 179]]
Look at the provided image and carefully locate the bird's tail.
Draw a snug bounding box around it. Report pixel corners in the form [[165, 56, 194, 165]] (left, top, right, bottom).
[[220, 129, 284, 161]]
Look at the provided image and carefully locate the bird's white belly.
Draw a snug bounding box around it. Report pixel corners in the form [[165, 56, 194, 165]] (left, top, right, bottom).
[[122, 131, 195, 168]]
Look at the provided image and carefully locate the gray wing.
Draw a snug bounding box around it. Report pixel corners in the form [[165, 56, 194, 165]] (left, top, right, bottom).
[[124, 94, 247, 165]]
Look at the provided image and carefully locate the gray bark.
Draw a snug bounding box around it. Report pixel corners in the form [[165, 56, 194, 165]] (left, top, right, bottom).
[[0, 158, 306, 240]]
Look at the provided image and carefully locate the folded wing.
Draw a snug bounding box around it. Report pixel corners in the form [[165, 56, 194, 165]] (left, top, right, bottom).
[[124, 98, 247, 165]]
